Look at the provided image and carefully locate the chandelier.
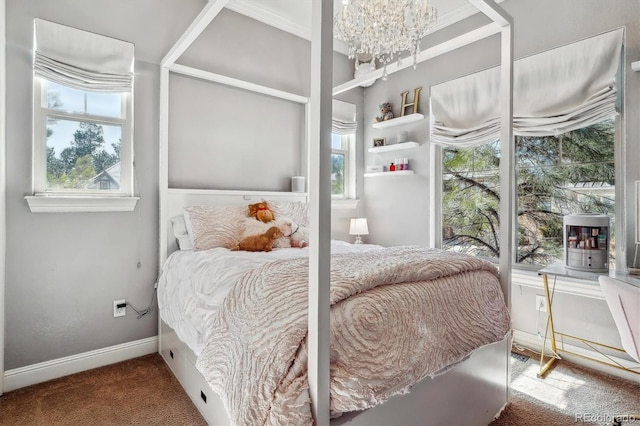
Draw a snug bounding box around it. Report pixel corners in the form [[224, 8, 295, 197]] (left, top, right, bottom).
[[334, 0, 437, 79]]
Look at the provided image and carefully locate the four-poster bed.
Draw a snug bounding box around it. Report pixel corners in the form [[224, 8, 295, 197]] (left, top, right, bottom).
[[157, 1, 515, 424]]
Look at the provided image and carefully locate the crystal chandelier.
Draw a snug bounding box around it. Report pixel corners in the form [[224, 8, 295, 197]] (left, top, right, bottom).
[[334, 0, 437, 79]]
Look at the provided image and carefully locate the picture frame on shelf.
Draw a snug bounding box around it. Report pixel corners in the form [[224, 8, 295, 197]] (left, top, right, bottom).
[[373, 137, 386, 147]]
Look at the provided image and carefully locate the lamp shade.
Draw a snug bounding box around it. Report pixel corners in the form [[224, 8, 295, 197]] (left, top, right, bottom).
[[349, 218, 369, 235]]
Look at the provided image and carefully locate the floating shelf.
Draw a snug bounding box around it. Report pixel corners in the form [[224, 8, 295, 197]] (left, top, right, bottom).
[[364, 170, 415, 177], [372, 113, 425, 129], [368, 141, 419, 153]]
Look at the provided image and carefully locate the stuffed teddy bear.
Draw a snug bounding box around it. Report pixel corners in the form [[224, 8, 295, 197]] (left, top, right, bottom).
[[247, 201, 274, 223], [375, 102, 394, 123]]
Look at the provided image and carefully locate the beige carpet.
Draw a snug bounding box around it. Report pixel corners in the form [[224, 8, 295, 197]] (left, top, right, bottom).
[[490, 349, 639, 426], [0, 350, 637, 425], [0, 354, 206, 425]]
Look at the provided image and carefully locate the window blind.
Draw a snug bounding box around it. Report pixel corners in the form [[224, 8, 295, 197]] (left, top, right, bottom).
[[331, 119, 358, 135], [430, 28, 623, 147], [34, 19, 134, 92], [332, 99, 357, 135]]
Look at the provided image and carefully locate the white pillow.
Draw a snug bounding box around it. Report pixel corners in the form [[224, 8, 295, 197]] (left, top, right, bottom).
[[170, 215, 193, 250]]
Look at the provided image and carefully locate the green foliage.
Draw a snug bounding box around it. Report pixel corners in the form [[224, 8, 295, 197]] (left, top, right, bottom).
[[332, 153, 344, 196], [46, 146, 64, 178], [46, 155, 97, 190], [46, 122, 119, 190], [442, 120, 615, 265]]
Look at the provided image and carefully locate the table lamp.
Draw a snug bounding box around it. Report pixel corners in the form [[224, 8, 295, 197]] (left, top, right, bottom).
[[349, 218, 369, 244]]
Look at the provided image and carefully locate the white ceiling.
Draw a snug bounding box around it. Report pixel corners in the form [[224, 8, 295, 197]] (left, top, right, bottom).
[[225, 0, 492, 54]]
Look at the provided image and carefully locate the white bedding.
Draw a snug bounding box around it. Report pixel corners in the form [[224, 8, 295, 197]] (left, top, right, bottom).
[[193, 244, 510, 424], [157, 240, 383, 355]]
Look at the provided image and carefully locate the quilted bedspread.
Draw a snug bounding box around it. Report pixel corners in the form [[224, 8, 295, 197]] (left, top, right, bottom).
[[195, 246, 511, 425]]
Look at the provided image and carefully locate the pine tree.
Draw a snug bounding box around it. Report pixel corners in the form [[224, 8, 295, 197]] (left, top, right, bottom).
[[442, 120, 615, 265]]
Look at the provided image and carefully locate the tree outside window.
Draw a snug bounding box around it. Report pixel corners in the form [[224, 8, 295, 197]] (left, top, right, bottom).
[[332, 133, 353, 199], [442, 119, 615, 267], [41, 80, 124, 193]]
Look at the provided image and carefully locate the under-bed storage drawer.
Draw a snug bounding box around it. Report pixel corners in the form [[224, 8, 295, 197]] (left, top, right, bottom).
[[160, 320, 228, 424], [183, 355, 228, 425], [159, 320, 185, 380]]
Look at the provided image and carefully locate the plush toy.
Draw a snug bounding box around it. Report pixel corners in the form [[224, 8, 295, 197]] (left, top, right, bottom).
[[242, 217, 292, 248], [288, 219, 309, 248], [375, 102, 394, 123], [247, 201, 274, 223], [232, 226, 283, 252]]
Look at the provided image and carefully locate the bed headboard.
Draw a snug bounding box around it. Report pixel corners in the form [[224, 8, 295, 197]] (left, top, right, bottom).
[[161, 188, 308, 264]]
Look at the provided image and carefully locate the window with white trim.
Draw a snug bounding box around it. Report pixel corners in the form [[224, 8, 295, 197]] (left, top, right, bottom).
[[431, 29, 622, 267], [441, 120, 616, 266], [29, 19, 135, 211], [332, 99, 357, 200], [34, 80, 129, 193], [331, 133, 355, 199]]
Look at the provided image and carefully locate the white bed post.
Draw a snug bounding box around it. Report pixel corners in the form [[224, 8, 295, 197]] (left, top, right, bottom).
[[158, 65, 170, 269], [471, 0, 514, 405], [0, 0, 6, 397], [158, 0, 229, 270], [496, 3, 514, 405], [308, 0, 333, 424], [467, 0, 513, 307]]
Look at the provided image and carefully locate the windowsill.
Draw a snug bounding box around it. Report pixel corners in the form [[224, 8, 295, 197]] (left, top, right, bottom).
[[25, 194, 139, 213], [331, 199, 359, 209]]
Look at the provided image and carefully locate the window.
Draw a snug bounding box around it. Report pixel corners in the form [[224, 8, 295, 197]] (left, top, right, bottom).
[[331, 133, 354, 199], [516, 120, 615, 266], [331, 99, 357, 201], [27, 19, 136, 212], [34, 80, 128, 194], [442, 119, 615, 266], [432, 29, 622, 267], [442, 139, 501, 261]]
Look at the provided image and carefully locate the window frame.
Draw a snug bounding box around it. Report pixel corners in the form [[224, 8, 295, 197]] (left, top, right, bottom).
[[331, 132, 356, 201], [27, 77, 137, 213], [433, 115, 622, 271]]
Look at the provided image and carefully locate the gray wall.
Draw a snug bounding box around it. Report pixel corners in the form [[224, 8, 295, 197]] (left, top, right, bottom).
[[4, 1, 361, 370], [362, 0, 640, 356], [168, 73, 306, 191], [8, 0, 634, 372], [4, 0, 200, 370], [173, 8, 365, 238]]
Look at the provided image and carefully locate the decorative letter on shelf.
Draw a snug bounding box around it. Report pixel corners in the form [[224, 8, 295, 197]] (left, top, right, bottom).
[[400, 87, 422, 116]]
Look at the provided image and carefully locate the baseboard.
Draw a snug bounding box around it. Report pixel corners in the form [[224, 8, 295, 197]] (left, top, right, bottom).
[[3, 336, 158, 393], [513, 330, 640, 383]]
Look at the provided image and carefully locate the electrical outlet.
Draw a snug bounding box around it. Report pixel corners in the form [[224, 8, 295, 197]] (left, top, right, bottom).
[[535, 295, 547, 313], [113, 299, 126, 317]]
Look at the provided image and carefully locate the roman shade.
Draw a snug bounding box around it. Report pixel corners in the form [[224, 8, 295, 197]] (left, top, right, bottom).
[[34, 19, 134, 92], [430, 28, 623, 147], [332, 99, 358, 135]]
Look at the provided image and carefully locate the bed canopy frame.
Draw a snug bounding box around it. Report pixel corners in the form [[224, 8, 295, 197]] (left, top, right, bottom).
[[158, 1, 514, 424]]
